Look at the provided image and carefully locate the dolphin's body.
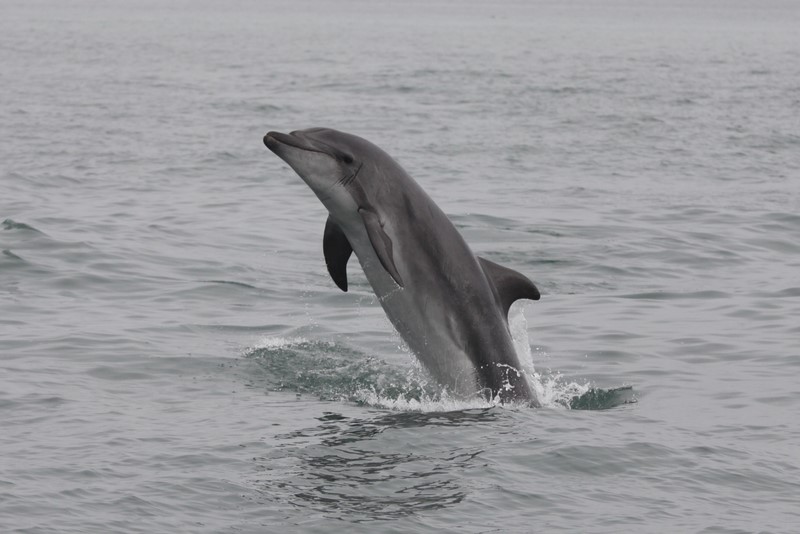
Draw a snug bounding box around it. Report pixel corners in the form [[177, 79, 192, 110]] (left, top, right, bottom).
[[264, 128, 541, 404]]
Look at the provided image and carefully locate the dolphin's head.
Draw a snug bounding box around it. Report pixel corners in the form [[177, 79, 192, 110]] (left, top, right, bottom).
[[264, 128, 366, 203]]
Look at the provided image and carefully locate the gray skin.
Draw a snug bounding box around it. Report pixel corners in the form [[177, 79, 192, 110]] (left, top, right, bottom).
[[264, 128, 541, 405]]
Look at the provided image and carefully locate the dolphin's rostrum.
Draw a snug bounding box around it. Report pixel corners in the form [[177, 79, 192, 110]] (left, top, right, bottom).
[[264, 128, 541, 405]]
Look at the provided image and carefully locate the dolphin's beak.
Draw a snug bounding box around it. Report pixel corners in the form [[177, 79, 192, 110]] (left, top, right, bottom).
[[264, 131, 291, 152], [265, 131, 335, 164], [264, 130, 325, 155]]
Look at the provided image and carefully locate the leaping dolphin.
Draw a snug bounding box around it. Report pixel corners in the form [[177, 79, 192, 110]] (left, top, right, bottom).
[[264, 128, 541, 405]]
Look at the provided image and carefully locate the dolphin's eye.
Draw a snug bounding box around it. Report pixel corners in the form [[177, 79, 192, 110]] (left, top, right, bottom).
[[342, 154, 354, 164]]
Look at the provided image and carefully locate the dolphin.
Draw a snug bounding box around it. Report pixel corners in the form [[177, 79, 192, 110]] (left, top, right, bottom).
[[263, 128, 542, 404]]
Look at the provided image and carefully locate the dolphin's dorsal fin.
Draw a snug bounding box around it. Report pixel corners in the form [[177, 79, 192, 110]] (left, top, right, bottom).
[[323, 216, 353, 292], [359, 208, 404, 288], [478, 257, 540, 318]]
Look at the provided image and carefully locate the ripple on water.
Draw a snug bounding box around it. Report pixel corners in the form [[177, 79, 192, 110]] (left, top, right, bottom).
[[2, 219, 45, 233], [256, 410, 494, 521]]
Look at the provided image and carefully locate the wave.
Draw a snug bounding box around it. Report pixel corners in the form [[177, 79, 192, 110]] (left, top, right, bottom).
[[243, 311, 635, 412]]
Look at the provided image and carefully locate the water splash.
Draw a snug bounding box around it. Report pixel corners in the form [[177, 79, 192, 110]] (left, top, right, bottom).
[[243, 329, 632, 411], [509, 303, 592, 408], [250, 336, 313, 350], [352, 385, 502, 412]]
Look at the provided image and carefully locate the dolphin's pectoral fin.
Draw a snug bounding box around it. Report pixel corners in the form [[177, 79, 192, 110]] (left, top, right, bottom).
[[478, 257, 540, 318], [323, 216, 353, 292], [359, 208, 404, 288]]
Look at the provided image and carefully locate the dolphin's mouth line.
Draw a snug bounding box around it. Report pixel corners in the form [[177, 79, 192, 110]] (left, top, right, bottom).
[[264, 131, 328, 156]]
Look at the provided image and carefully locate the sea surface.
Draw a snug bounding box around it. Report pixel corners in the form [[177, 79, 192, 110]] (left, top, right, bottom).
[[2, 0, 799, 532]]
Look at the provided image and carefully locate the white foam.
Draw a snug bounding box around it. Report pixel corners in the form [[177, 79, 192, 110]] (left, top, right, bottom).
[[245, 314, 592, 411], [509, 303, 591, 409], [248, 336, 310, 351], [352, 387, 499, 412]]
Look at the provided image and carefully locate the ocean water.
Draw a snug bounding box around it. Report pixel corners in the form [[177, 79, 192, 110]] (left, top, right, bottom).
[[2, 0, 800, 532]]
